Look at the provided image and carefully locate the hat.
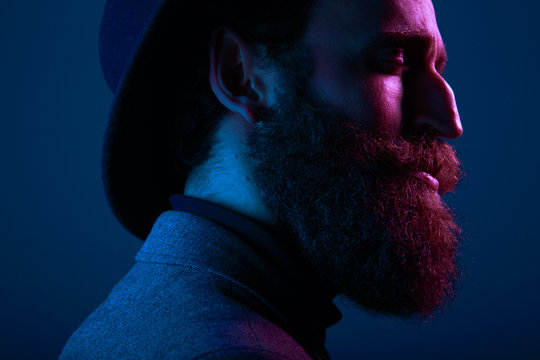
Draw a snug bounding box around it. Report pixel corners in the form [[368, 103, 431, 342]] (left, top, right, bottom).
[[100, 0, 311, 240], [100, 0, 207, 240]]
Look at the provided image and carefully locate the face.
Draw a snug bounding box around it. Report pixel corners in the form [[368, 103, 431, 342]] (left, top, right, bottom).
[[305, 0, 462, 139], [246, 0, 464, 319]]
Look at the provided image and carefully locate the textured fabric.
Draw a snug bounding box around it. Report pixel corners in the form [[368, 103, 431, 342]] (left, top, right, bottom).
[[59, 210, 341, 360], [168, 194, 299, 279], [100, 0, 164, 93]]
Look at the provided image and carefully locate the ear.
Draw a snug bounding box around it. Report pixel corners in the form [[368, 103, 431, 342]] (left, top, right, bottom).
[[209, 27, 269, 124]]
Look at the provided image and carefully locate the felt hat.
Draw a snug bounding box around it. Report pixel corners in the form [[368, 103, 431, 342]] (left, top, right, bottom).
[[100, 0, 309, 240], [100, 0, 212, 240]]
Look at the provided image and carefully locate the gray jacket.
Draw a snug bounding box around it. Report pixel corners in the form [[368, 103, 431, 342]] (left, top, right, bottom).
[[59, 210, 341, 359]]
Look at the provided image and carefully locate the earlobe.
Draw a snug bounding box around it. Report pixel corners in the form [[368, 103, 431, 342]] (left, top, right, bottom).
[[209, 27, 266, 124]]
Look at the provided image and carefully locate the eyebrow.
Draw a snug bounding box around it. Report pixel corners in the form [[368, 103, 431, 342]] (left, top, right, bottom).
[[363, 31, 448, 65]]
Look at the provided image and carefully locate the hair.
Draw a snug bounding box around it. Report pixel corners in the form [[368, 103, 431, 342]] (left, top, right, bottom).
[[170, 0, 316, 189]]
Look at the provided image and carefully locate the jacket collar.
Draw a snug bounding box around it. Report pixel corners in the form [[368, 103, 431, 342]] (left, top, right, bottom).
[[136, 197, 342, 359]]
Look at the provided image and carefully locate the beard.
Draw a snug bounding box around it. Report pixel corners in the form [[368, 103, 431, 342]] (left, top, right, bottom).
[[245, 81, 464, 319]]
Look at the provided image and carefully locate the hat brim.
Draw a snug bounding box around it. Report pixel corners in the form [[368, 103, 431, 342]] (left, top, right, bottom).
[[102, 0, 203, 240]]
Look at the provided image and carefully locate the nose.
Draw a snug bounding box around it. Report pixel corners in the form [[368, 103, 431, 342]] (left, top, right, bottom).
[[402, 69, 463, 139]]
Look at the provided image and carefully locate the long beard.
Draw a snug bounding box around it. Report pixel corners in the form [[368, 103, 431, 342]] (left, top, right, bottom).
[[246, 87, 464, 319]]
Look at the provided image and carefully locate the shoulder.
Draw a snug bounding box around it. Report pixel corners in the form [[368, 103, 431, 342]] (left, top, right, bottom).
[[59, 262, 314, 360]]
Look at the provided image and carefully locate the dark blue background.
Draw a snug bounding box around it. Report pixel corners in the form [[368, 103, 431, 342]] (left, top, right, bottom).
[[2, 1, 539, 359]]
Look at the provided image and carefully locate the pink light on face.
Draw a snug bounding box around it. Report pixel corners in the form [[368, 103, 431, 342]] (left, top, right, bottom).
[[304, 0, 463, 140], [247, 0, 465, 319]]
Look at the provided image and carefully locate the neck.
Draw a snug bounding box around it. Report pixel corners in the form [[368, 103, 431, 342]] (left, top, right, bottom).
[[184, 114, 276, 226]]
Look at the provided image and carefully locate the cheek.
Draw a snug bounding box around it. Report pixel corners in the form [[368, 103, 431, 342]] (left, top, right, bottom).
[[368, 75, 404, 135], [310, 59, 374, 127], [345, 75, 405, 135], [310, 54, 404, 134], [310, 52, 355, 106]]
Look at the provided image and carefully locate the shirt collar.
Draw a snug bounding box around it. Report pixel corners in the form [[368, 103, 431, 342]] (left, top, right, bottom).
[[169, 194, 298, 277]]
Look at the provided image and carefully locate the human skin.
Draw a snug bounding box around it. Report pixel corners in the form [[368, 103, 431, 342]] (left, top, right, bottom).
[[305, 0, 462, 140], [188, 0, 465, 317], [188, 0, 463, 220]]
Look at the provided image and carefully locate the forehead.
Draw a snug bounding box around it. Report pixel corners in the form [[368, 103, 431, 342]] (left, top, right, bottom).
[[307, 0, 443, 49]]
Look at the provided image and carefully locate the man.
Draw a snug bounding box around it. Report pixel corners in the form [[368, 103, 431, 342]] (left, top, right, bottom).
[[60, 0, 464, 358]]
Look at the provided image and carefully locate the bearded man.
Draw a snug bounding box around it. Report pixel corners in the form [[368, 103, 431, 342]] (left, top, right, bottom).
[[60, 0, 464, 359]]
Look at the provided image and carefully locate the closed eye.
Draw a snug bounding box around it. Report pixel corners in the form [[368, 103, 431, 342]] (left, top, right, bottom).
[[372, 48, 408, 75], [360, 31, 449, 76]]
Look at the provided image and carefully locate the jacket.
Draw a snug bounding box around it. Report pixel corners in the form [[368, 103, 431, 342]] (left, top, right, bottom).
[[59, 203, 341, 360]]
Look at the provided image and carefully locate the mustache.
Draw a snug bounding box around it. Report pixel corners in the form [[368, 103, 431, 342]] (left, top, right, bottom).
[[254, 92, 465, 195], [334, 123, 465, 194]]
